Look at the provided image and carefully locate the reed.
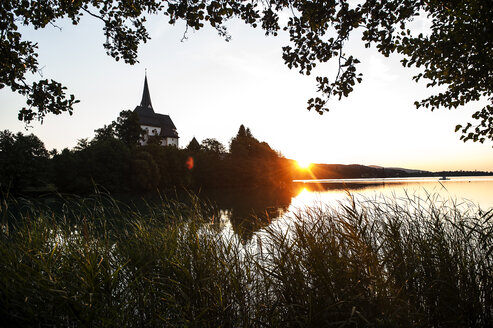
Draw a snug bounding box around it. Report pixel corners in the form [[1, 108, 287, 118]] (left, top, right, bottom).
[[0, 193, 491, 327]]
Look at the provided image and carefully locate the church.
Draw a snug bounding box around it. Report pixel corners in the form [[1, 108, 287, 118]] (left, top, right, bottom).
[[133, 75, 179, 147]]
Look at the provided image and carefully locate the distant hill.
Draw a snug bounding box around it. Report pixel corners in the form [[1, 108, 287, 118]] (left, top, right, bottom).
[[291, 162, 492, 180], [386, 167, 429, 174], [292, 163, 413, 180], [368, 165, 429, 174]]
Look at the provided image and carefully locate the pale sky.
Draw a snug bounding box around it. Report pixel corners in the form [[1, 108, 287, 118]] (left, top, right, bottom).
[[1, 14, 492, 172]]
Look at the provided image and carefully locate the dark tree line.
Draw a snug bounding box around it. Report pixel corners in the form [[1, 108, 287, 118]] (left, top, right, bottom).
[[0, 113, 292, 194], [187, 125, 292, 189], [0, 130, 51, 194]]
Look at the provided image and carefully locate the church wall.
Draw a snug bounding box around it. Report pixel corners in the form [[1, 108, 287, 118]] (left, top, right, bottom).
[[142, 125, 161, 136], [166, 137, 179, 147], [138, 125, 179, 147], [139, 125, 161, 145]]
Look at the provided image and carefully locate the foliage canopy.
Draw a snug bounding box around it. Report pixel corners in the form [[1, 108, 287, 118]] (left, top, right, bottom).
[[0, 130, 50, 193], [93, 110, 143, 147], [2, 0, 492, 142]]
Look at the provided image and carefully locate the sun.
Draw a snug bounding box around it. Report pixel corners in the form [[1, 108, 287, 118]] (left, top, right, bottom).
[[296, 159, 312, 170]]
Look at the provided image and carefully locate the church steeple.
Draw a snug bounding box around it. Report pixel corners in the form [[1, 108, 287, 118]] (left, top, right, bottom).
[[132, 71, 179, 147], [140, 72, 153, 112]]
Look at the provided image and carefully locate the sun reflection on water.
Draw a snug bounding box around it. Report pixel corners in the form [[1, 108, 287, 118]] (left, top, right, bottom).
[[289, 176, 493, 211]]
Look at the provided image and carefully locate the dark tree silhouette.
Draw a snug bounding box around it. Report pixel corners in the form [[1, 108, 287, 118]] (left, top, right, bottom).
[[230, 125, 257, 159], [140, 144, 192, 188], [4, 121, 292, 193], [0, 130, 50, 193], [93, 125, 115, 143], [130, 151, 160, 191], [237, 125, 247, 138], [186, 137, 201, 153], [201, 138, 226, 155], [3, 0, 492, 142], [114, 110, 143, 147], [53, 137, 131, 193], [228, 125, 291, 188], [94, 110, 143, 146]]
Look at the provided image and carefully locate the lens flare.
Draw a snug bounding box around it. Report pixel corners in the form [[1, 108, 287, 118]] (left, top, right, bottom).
[[296, 160, 312, 169], [186, 156, 194, 170]]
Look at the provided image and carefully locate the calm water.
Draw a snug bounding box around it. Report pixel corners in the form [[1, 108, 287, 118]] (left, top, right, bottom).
[[11, 176, 491, 242], [214, 176, 493, 240], [290, 176, 493, 211]]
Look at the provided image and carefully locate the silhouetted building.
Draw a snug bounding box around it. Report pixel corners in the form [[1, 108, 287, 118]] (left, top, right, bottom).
[[187, 137, 201, 152], [134, 75, 179, 147]]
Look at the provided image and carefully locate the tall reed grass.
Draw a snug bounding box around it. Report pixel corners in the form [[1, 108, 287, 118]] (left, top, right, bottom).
[[1, 193, 492, 327]]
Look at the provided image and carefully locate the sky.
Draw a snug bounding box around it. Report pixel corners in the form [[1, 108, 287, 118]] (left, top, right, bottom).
[[1, 13, 492, 172]]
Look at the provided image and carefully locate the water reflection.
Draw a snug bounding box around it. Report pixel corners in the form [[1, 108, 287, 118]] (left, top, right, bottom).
[[207, 177, 493, 240], [290, 176, 493, 212], [295, 181, 388, 192], [201, 187, 294, 241], [9, 177, 491, 242]]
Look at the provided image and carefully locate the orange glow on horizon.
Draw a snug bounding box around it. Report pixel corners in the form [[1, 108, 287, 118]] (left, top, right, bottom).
[[296, 160, 312, 170], [294, 159, 324, 190]]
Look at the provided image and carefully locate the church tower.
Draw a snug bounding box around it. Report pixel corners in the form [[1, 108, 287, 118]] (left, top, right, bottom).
[[133, 74, 179, 147]]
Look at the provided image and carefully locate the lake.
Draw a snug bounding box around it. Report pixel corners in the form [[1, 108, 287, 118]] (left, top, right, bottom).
[[8, 176, 491, 241], [213, 176, 493, 240], [290, 176, 493, 210]]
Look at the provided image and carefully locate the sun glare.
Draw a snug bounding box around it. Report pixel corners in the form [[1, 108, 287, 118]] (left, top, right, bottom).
[[296, 160, 312, 170]]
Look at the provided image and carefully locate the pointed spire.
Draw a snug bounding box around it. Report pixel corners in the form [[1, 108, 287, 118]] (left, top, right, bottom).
[[140, 71, 153, 111]]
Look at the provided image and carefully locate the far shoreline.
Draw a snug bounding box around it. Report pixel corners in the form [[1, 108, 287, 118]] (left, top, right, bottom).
[[293, 175, 493, 184]]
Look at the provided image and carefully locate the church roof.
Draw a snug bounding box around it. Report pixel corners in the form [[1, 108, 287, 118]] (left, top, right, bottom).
[[187, 137, 201, 151], [134, 75, 179, 138], [140, 75, 153, 111], [136, 110, 178, 138]]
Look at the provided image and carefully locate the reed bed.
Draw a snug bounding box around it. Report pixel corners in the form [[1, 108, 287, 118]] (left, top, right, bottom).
[[0, 193, 492, 327]]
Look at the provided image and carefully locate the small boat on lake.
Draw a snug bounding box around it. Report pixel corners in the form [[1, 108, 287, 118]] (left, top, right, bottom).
[[439, 176, 450, 181]]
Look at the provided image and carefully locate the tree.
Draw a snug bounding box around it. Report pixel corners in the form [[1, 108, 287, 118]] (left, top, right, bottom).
[[237, 125, 247, 139], [93, 110, 143, 146], [3, 0, 492, 142], [230, 125, 258, 159], [141, 144, 192, 188], [53, 138, 131, 193], [93, 125, 115, 143], [228, 125, 290, 188], [201, 138, 226, 155], [277, 0, 492, 143], [0, 130, 50, 193], [74, 138, 90, 151], [130, 151, 160, 191], [114, 110, 143, 147]]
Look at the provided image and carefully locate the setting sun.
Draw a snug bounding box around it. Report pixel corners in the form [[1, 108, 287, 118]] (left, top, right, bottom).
[[296, 159, 312, 170]]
